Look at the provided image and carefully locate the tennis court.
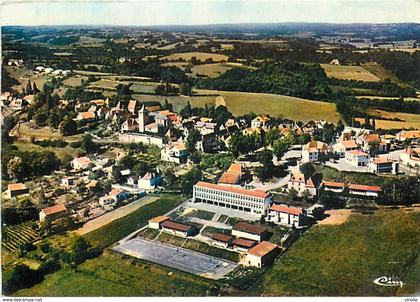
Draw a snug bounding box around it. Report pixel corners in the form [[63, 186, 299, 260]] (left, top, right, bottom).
[[112, 237, 237, 279]]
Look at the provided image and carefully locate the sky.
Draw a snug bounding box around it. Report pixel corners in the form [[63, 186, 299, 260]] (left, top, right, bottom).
[[1, 0, 420, 26]]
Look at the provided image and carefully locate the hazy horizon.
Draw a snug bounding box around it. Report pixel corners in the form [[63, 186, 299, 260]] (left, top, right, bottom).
[[1, 0, 420, 27]]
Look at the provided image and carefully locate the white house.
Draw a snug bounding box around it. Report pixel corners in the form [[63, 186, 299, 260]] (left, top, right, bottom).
[[368, 157, 397, 174], [211, 233, 234, 249], [267, 204, 306, 227], [345, 150, 369, 167], [287, 170, 317, 197], [71, 157, 92, 170], [333, 140, 358, 157], [251, 115, 271, 130], [400, 147, 420, 168], [301, 141, 328, 163], [161, 142, 188, 164], [99, 188, 129, 208], [137, 172, 162, 190]]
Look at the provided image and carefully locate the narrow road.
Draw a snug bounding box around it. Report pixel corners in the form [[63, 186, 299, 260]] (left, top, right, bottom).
[[74, 195, 159, 235]]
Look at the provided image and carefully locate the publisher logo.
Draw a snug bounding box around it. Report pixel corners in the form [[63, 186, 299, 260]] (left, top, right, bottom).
[[373, 276, 404, 287]]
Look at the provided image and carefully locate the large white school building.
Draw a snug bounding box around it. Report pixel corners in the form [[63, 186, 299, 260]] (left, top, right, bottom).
[[192, 181, 272, 215]]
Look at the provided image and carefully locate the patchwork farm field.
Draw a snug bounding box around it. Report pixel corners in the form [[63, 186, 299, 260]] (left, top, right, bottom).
[[161, 52, 229, 62], [251, 207, 420, 296], [321, 64, 381, 82]]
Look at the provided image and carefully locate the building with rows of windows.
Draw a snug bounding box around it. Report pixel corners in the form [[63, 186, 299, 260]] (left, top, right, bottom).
[[192, 181, 272, 215]]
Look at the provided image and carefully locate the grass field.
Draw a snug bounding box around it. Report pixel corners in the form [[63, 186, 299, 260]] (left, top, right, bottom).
[[321, 64, 381, 82], [161, 52, 229, 62], [11, 122, 82, 143], [252, 207, 420, 296], [132, 90, 340, 122], [361, 62, 406, 85], [13, 141, 81, 161], [190, 63, 247, 78], [15, 251, 214, 297], [198, 90, 341, 122], [83, 195, 184, 248], [315, 165, 392, 186]]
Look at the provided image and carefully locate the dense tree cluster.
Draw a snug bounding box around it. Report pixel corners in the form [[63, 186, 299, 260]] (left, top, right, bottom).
[[197, 63, 332, 101]]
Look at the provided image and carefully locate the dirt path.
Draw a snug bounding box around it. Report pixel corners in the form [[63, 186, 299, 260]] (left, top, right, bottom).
[[74, 195, 159, 235], [318, 209, 353, 225]]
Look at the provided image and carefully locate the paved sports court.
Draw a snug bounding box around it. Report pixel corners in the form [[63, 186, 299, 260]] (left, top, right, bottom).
[[112, 237, 238, 280]]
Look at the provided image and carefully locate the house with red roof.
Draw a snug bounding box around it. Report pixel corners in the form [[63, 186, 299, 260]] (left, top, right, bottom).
[[218, 163, 243, 186], [193, 181, 272, 215], [348, 184, 381, 197], [39, 204, 67, 223], [333, 139, 358, 157], [345, 149, 370, 167], [211, 233, 235, 248], [287, 170, 318, 198], [368, 157, 398, 174], [322, 181, 346, 193], [232, 222, 269, 242], [161, 220, 196, 237], [5, 183, 29, 198], [244, 241, 280, 267], [99, 188, 129, 208], [267, 204, 307, 227]]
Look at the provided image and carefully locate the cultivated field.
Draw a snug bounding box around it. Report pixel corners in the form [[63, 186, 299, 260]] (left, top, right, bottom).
[[1, 222, 39, 252], [161, 52, 229, 62], [321, 64, 381, 82], [357, 109, 420, 129], [252, 207, 420, 296]]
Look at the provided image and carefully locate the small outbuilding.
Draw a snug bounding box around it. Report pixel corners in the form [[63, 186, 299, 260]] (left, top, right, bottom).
[[245, 241, 280, 267]]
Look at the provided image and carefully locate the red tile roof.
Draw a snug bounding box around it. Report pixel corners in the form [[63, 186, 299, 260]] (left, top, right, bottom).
[[211, 233, 234, 243], [218, 172, 241, 185], [41, 204, 67, 216], [228, 163, 242, 174], [8, 183, 27, 191], [247, 241, 279, 257], [161, 220, 194, 232], [323, 181, 345, 188], [149, 216, 170, 224], [232, 238, 257, 248], [349, 184, 381, 192], [110, 188, 125, 196], [233, 222, 266, 235], [340, 140, 358, 149], [79, 111, 95, 119], [195, 181, 269, 198], [347, 150, 369, 156], [270, 204, 302, 216], [371, 157, 393, 164]]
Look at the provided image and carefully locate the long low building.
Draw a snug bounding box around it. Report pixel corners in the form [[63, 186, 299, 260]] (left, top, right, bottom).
[[192, 181, 272, 215]]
